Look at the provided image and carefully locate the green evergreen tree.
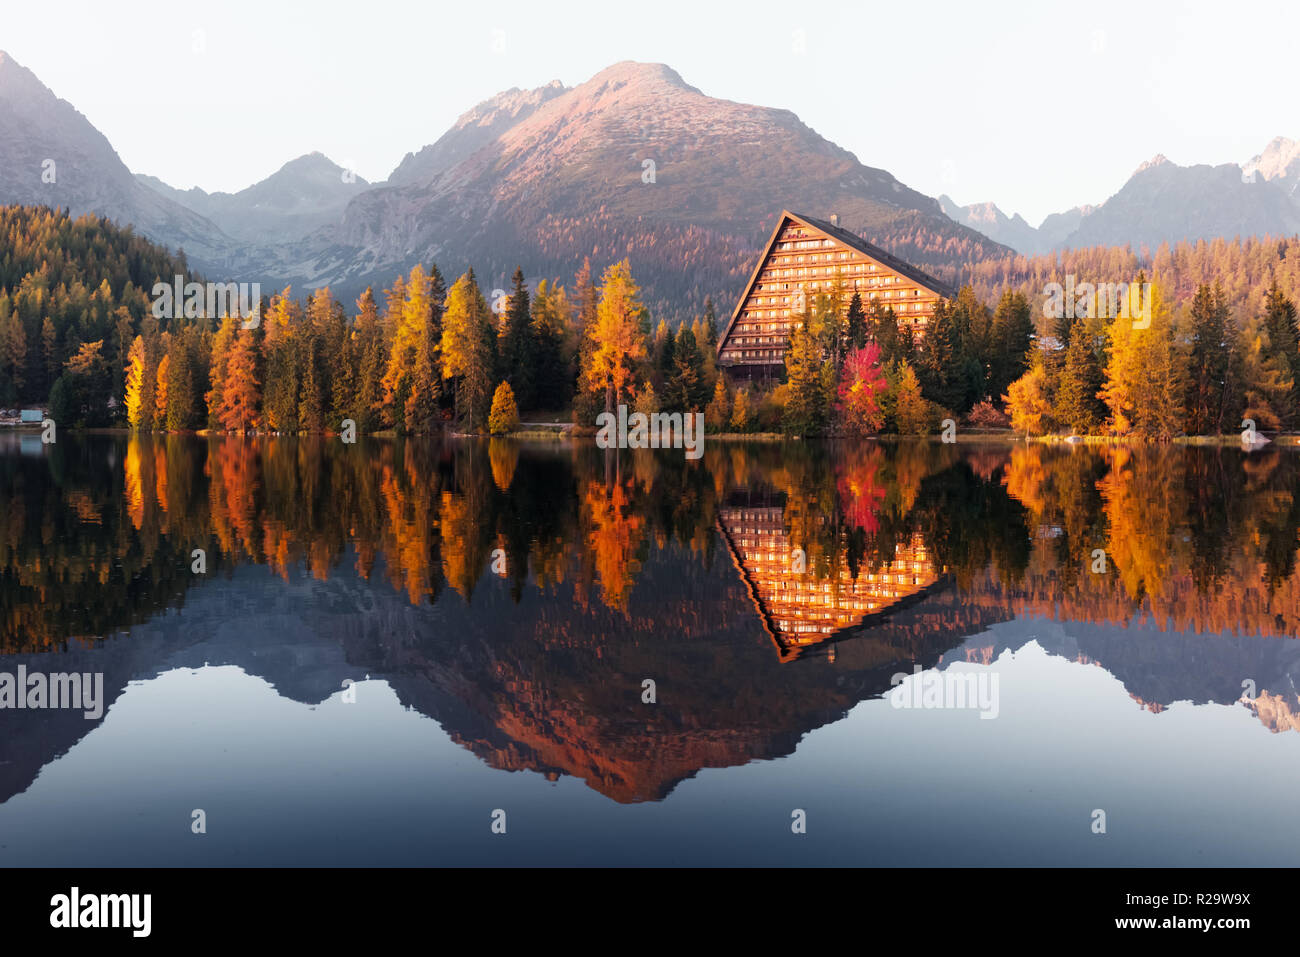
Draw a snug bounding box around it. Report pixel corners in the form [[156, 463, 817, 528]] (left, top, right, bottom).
[[1261, 280, 1298, 427], [500, 267, 535, 410], [1184, 282, 1231, 435], [989, 289, 1033, 401], [667, 325, 709, 412], [1054, 322, 1105, 433], [919, 298, 971, 412], [846, 292, 867, 351]]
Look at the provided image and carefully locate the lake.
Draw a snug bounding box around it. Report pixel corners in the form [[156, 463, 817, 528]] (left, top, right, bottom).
[[0, 433, 1298, 866]]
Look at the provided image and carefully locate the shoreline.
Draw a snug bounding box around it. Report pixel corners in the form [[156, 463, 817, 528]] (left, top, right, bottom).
[[30, 425, 1300, 447]]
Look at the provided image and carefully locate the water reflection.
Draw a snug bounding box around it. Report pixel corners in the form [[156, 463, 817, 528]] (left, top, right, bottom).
[[1, 433, 1299, 831]]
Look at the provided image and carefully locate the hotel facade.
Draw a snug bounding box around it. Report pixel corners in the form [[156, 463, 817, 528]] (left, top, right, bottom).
[[717, 210, 957, 378]]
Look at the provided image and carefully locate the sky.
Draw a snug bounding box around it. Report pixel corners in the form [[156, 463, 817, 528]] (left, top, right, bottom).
[[2, 0, 1294, 226]]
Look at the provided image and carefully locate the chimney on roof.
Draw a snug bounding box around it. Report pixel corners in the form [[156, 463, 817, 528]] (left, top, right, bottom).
[[830, 213, 839, 227]]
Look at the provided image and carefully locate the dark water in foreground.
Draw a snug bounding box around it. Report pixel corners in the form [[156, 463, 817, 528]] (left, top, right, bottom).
[[1, 433, 1298, 866]]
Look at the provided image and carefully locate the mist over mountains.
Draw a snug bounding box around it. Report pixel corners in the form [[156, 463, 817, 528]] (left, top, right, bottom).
[[2, 47, 1296, 317]]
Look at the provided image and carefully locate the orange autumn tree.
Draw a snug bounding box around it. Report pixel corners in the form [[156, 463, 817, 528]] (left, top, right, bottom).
[[153, 348, 170, 427], [582, 476, 646, 613], [205, 316, 238, 428], [220, 329, 261, 431], [583, 260, 647, 415]]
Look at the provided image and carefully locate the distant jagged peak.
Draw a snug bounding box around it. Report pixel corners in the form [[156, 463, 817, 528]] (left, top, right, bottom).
[[1247, 135, 1300, 181], [452, 79, 568, 130], [386, 78, 569, 186], [1134, 153, 1172, 175]]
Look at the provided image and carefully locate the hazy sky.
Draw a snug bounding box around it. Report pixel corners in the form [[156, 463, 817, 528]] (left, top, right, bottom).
[[4, 0, 1293, 225]]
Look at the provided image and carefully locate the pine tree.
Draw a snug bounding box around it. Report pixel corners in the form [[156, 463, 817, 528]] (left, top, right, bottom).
[[163, 326, 203, 431], [846, 292, 867, 351], [410, 264, 445, 431], [918, 298, 968, 412], [668, 324, 708, 412], [111, 307, 133, 408], [500, 267, 535, 410], [1260, 280, 1298, 427], [1184, 282, 1231, 435], [702, 297, 718, 347], [0, 309, 26, 404], [1054, 323, 1105, 433], [41, 316, 58, 398], [1237, 314, 1294, 431], [299, 334, 324, 432], [989, 289, 1033, 401], [528, 280, 568, 411], [62, 340, 111, 427]]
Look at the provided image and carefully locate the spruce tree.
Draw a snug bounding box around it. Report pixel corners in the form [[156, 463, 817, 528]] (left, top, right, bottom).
[[501, 267, 535, 410], [1261, 280, 1298, 427], [1185, 282, 1230, 435], [846, 292, 867, 351], [989, 289, 1033, 401], [1054, 323, 1105, 433]]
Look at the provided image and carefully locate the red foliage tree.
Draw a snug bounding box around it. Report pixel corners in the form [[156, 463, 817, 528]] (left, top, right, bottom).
[[836, 342, 888, 434]]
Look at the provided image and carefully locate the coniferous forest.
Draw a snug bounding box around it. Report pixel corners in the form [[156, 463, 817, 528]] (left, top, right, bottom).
[[2, 205, 1299, 440]]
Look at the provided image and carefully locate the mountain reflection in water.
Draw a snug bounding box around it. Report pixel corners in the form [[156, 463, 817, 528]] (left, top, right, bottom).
[[0, 434, 1298, 865]]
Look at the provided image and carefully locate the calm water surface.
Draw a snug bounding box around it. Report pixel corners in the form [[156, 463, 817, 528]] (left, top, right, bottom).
[[0, 433, 1298, 865]]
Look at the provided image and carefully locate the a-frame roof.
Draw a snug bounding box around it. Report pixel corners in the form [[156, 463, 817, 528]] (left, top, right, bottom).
[[717, 210, 959, 354]]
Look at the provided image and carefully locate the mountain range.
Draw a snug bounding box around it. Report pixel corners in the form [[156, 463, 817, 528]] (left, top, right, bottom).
[[2, 48, 1297, 316], [943, 137, 1300, 256]]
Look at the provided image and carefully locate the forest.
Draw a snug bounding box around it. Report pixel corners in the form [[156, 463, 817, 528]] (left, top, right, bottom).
[[1, 205, 1298, 440]]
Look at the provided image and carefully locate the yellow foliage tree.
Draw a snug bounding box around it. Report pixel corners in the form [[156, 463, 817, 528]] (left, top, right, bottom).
[[583, 260, 646, 415], [1098, 282, 1188, 438], [124, 336, 147, 429], [488, 381, 519, 435], [1004, 361, 1054, 437]]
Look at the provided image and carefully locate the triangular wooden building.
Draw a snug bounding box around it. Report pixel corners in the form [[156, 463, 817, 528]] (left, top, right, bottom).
[[717, 210, 957, 377]]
